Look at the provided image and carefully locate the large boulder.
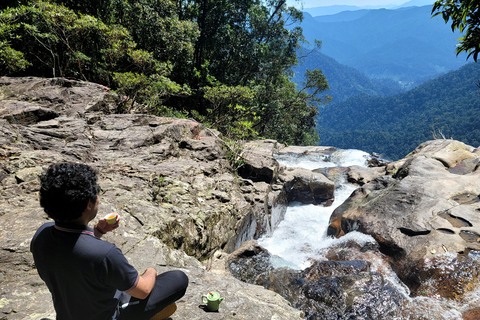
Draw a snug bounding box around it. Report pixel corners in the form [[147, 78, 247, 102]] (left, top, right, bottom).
[[237, 140, 283, 182], [327, 139, 480, 297], [280, 167, 335, 205]]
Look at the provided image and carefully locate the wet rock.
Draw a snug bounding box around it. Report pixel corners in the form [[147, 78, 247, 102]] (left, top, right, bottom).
[[463, 307, 480, 320], [226, 240, 273, 284], [225, 236, 409, 320], [314, 167, 349, 185], [280, 167, 335, 205], [256, 259, 405, 320], [396, 252, 480, 299], [328, 139, 480, 299], [367, 153, 390, 167]]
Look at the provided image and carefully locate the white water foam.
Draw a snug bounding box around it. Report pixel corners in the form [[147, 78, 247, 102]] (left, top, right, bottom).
[[258, 183, 359, 270], [259, 148, 371, 269], [275, 148, 370, 170], [260, 148, 476, 319]]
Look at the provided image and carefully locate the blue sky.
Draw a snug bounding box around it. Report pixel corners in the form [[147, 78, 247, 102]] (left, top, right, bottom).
[[286, 0, 404, 8]]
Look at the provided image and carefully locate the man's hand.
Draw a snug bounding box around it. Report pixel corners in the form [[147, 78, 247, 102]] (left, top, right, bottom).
[[94, 213, 120, 237]]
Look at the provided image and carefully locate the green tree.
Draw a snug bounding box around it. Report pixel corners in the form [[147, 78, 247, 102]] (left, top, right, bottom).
[[177, 0, 303, 88], [47, 0, 199, 85], [254, 68, 330, 145], [0, 1, 160, 84], [432, 0, 480, 61], [175, 0, 329, 145], [201, 84, 258, 140]]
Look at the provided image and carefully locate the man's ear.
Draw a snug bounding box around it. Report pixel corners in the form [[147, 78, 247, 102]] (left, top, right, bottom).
[[86, 196, 98, 210], [86, 200, 94, 211]]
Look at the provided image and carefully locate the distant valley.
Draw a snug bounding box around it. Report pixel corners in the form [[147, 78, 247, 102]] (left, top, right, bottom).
[[315, 62, 480, 160], [293, 49, 403, 103], [291, 3, 478, 159]]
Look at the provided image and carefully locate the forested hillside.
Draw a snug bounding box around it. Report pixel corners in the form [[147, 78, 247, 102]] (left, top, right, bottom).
[[316, 62, 480, 160], [0, 0, 330, 146], [293, 49, 403, 102]]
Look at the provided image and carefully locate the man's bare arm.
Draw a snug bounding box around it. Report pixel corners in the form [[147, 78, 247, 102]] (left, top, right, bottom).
[[126, 267, 156, 299]]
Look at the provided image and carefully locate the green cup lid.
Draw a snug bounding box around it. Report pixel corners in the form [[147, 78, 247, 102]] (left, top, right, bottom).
[[207, 291, 220, 300]]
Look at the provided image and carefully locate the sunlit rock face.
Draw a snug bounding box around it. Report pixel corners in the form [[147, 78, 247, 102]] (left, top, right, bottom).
[[0, 77, 306, 320], [327, 139, 480, 298]]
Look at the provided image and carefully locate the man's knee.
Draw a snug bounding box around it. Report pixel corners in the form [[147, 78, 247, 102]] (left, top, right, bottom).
[[173, 270, 188, 291], [158, 270, 188, 292]]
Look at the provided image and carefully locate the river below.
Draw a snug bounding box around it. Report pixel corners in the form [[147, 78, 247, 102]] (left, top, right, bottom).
[[258, 149, 480, 319]]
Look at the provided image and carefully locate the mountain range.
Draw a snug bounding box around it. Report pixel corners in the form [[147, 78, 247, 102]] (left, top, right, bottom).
[[294, 49, 403, 102], [294, 5, 468, 85], [289, 3, 479, 160], [301, 0, 435, 16]]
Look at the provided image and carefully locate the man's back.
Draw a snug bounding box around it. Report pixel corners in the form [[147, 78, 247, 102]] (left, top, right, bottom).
[[31, 222, 138, 320]]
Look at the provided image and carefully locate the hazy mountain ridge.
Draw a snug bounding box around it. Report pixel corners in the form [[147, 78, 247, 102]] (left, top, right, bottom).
[[294, 49, 403, 102], [315, 62, 480, 160], [296, 5, 468, 84], [302, 0, 435, 16]]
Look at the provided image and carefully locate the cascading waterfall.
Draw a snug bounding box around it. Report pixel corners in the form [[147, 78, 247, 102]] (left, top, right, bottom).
[[259, 148, 376, 270], [258, 149, 480, 319]]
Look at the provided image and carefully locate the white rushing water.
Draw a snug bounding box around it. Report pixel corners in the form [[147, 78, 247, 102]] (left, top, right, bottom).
[[258, 148, 476, 319], [259, 148, 375, 270], [259, 150, 480, 320]]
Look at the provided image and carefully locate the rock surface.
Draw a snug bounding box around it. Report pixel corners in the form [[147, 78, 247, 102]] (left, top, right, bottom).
[[328, 139, 480, 298], [346, 165, 386, 186], [226, 239, 408, 320], [280, 167, 335, 205], [0, 77, 306, 319], [5, 77, 480, 319]]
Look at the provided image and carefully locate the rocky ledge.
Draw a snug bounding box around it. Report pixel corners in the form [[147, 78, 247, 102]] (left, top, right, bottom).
[[0, 77, 337, 319], [328, 139, 480, 299]]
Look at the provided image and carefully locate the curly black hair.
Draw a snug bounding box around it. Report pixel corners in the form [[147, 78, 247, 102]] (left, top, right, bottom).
[[39, 163, 100, 222]]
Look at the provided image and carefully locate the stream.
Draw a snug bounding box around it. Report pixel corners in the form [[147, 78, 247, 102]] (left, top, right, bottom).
[[257, 149, 480, 319]]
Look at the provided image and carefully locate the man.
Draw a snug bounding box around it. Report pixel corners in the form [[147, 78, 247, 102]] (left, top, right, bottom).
[[30, 162, 188, 320]]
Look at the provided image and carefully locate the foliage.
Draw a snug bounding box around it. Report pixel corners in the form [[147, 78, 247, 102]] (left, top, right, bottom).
[[113, 70, 190, 115], [46, 0, 199, 84], [202, 84, 258, 140], [0, 1, 160, 84], [316, 63, 480, 160], [0, 0, 329, 148], [0, 41, 30, 75], [432, 0, 480, 61], [223, 138, 246, 172], [252, 68, 330, 146]]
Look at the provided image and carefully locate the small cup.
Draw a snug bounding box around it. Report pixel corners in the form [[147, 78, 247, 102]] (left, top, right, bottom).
[[104, 213, 118, 225], [202, 291, 224, 312]]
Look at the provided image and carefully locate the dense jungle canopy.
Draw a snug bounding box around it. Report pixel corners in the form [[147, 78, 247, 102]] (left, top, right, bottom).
[[0, 0, 330, 146]]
